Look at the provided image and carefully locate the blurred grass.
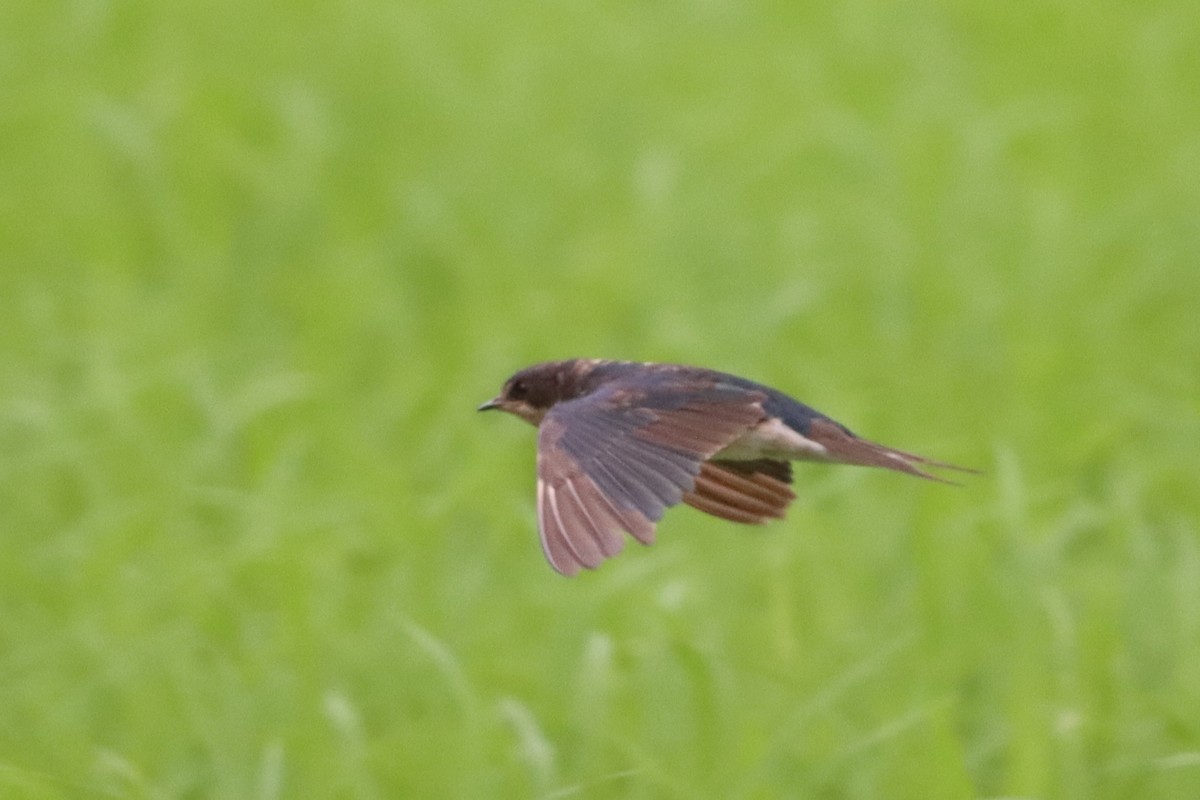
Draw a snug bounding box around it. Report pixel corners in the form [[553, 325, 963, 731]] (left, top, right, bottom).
[[1, 0, 1199, 798]]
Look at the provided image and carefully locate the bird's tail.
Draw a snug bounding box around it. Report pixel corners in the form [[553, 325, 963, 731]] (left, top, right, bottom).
[[806, 419, 979, 484]]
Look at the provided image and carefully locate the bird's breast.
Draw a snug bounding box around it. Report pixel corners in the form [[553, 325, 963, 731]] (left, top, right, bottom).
[[715, 417, 831, 462]]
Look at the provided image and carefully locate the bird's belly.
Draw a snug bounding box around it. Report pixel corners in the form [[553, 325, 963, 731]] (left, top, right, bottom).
[[716, 417, 831, 462]]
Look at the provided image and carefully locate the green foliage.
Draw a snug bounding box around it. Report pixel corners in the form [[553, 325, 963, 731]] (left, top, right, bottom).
[[2, 0, 1198, 797]]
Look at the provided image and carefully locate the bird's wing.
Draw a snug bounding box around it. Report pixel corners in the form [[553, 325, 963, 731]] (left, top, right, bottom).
[[536, 382, 766, 575], [682, 459, 795, 524]]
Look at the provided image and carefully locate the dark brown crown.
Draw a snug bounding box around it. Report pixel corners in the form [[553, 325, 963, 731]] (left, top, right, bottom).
[[498, 359, 603, 409]]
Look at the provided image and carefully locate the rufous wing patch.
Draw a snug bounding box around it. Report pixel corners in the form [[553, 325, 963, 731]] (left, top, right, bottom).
[[634, 399, 768, 457], [682, 459, 796, 525]]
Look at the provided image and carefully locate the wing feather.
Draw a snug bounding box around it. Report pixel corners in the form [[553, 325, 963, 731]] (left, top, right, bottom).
[[537, 479, 582, 576], [547, 481, 605, 569], [682, 460, 796, 525], [576, 457, 658, 544], [590, 447, 680, 516], [562, 476, 625, 558]]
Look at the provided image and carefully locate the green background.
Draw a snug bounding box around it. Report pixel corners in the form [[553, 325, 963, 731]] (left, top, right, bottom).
[[2, 0, 1198, 797]]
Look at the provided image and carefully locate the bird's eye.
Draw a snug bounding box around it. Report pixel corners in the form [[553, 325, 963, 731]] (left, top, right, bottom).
[[509, 380, 527, 399]]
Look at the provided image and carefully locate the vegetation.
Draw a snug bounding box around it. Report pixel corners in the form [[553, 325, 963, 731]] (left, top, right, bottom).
[[2, 0, 1198, 797]]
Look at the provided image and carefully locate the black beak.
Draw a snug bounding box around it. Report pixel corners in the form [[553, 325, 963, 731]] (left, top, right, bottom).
[[477, 397, 502, 412]]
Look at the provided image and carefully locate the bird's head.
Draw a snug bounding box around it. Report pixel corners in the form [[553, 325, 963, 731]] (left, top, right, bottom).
[[478, 359, 599, 426]]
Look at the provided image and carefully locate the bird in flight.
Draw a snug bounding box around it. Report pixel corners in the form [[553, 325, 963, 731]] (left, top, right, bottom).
[[479, 359, 974, 576]]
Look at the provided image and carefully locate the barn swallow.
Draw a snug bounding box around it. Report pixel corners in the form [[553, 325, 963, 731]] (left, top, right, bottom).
[[479, 359, 974, 576]]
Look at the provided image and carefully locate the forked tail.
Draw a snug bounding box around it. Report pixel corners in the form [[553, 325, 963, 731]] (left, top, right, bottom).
[[806, 419, 980, 484]]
